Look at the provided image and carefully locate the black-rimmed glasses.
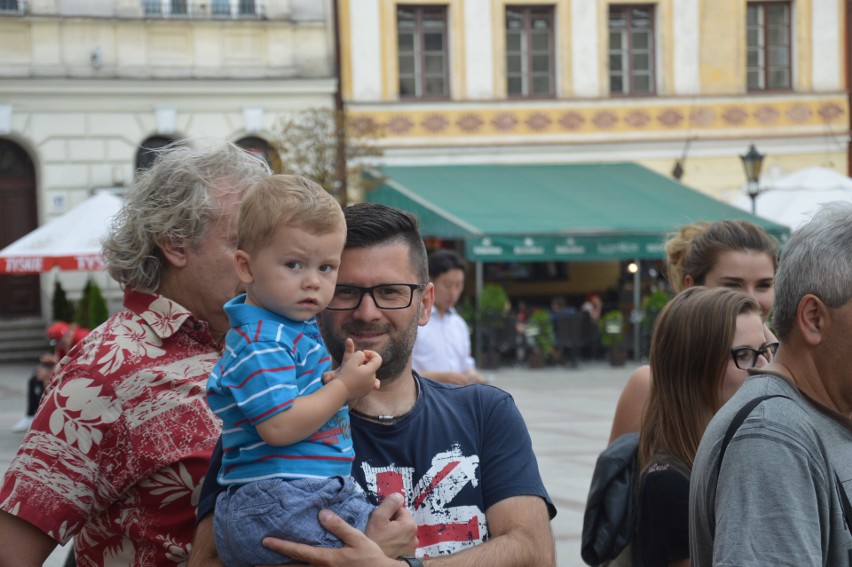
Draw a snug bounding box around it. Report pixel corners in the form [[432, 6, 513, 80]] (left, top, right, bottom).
[[326, 283, 426, 311], [731, 342, 779, 370]]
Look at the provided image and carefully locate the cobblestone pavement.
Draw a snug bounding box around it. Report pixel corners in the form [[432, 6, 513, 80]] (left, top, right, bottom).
[[0, 359, 636, 566]]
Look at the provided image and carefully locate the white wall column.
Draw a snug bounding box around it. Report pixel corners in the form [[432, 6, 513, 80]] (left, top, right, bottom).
[[349, 0, 382, 101], [464, 0, 493, 99], [673, 0, 700, 94], [812, 0, 841, 90], [570, 0, 598, 97]]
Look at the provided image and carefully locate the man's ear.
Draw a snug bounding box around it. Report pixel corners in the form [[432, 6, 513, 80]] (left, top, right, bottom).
[[234, 250, 254, 285], [683, 274, 695, 288], [159, 237, 187, 268], [797, 294, 825, 346], [418, 282, 435, 326]]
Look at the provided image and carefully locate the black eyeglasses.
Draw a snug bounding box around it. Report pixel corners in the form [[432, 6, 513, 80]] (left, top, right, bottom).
[[731, 342, 779, 370], [326, 283, 426, 311]]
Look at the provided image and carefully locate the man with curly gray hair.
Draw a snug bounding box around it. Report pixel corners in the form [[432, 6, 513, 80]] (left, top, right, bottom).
[[690, 201, 852, 566], [0, 140, 269, 566]]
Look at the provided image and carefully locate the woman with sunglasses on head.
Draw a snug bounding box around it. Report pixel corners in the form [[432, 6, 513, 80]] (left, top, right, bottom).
[[636, 286, 777, 567], [608, 220, 779, 443]]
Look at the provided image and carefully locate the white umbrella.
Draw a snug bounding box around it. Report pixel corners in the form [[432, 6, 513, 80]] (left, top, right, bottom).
[[729, 167, 852, 229], [0, 192, 122, 274]]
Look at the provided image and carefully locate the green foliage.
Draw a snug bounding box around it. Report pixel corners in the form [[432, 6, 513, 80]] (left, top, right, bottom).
[[642, 290, 671, 311], [51, 280, 75, 323], [477, 283, 509, 322], [527, 309, 554, 355], [74, 279, 93, 328], [599, 309, 625, 348], [73, 279, 109, 329], [86, 280, 109, 329], [270, 107, 384, 205]]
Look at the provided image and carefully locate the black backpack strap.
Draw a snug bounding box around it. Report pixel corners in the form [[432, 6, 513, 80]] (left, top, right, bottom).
[[714, 393, 852, 533], [715, 394, 790, 477], [835, 472, 852, 532]]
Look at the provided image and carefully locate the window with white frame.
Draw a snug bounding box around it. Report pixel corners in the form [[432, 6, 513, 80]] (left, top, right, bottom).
[[0, 0, 23, 13], [212, 0, 257, 17], [397, 5, 450, 99], [141, 0, 258, 18], [608, 4, 655, 95], [747, 2, 791, 91], [505, 6, 555, 98]]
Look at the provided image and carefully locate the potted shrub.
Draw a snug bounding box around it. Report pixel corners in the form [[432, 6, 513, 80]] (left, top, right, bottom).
[[640, 290, 671, 358], [599, 309, 627, 367], [525, 308, 554, 368], [476, 284, 510, 369]]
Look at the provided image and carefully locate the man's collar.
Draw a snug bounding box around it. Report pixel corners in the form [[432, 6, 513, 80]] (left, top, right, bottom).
[[124, 289, 199, 340]]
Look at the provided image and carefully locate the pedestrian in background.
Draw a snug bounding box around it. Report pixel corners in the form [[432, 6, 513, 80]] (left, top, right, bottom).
[[636, 286, 773, 567], [609, 220, 779, 443], [690, 202, 852, 566], [412, 249, 486, 385]]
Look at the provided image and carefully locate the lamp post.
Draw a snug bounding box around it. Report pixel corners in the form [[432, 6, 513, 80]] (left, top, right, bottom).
[[628, 260, 642, 361], [740, 144, 765, 215]]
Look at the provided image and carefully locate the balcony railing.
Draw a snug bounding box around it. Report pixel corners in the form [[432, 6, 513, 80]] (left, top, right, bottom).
[[141, 0, 262, 18]]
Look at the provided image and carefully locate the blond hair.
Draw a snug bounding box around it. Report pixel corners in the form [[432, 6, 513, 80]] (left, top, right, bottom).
[[664, 220, 779, 293], [237, 174, 345, 254]]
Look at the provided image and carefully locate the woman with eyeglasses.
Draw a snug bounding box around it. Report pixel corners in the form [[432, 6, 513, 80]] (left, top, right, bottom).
[[608, 220, 780, 443], [635, 286, 774, 567]]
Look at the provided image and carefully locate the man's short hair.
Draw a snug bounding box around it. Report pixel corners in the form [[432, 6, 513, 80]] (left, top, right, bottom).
[[772, 201, 852, 341], [237, 174, 345, 254], [428, 249, 467, 280], [342, 203, 428, 283]]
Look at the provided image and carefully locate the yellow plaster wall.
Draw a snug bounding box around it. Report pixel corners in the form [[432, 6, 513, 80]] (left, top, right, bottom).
[[339, 0, 353, 100], [350, 95, 848, 140], [639, 151, 849, 200]]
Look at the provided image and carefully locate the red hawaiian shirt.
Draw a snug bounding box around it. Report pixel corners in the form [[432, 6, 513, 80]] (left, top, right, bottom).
[[0, 291, 222, 566]]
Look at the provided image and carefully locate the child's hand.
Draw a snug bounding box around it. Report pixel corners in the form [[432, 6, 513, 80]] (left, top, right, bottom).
[[334, 338, 381, 402]]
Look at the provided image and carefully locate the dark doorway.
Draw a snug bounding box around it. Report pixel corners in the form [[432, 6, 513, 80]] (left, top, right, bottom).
[[135, 136, 179, 174], [0, 139, 40, 317]]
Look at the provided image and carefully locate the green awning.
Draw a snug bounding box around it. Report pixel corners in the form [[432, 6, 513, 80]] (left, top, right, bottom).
[[366, 163, 789, 261]]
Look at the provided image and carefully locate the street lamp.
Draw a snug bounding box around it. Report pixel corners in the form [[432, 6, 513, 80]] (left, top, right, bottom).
[[740, 144, 765, 215], [627, 260, 642, 361]]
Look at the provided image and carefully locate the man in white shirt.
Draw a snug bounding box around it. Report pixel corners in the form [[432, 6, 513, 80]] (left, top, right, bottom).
[[412, 249, 486, 385]]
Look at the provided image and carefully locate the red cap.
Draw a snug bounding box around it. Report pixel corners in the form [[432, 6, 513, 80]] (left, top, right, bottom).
[[47, 321, 71, 342]]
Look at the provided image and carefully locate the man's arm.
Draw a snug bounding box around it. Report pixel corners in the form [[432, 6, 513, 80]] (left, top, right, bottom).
[[0, 510, 57, 567], [187, 514, 224, 567], [189, 491, 417, 566], [263, 495, 554, 567], [422, 495, 554, 567]]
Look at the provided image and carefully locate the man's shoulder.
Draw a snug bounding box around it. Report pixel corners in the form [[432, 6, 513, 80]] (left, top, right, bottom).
[[418, 375, 514, 414]]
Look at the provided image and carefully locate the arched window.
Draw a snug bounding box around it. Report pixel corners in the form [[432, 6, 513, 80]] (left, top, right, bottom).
[[235, 136, 281, 173], [135, 136, 180, 174]]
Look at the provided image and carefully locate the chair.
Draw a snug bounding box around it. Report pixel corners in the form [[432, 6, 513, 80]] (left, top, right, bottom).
[[554, 312, 592, 368]]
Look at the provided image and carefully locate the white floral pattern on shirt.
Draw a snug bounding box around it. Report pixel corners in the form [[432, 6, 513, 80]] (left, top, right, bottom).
[[0, 290, 222, 567]]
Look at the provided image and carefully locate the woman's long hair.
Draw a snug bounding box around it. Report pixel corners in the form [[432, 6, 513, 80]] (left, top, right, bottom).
[[638, 287, 760, 470]]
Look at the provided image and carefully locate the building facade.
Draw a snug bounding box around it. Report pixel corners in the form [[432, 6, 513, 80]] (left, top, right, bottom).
[[0, 0, 336, 319], [339, 0, 849, 198]]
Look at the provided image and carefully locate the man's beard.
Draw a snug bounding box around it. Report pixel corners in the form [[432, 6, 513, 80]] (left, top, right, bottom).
[[320, 316, 419, 385]]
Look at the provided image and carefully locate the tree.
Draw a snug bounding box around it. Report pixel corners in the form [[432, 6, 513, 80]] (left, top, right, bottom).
[[86, 280, 109, 329], [75, 279, 92, 328], [51, 280, 75, 323], [270, 108, 384, 206]]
